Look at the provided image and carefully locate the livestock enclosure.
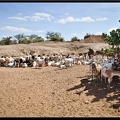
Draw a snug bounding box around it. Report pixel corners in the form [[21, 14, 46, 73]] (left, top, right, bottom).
[[0, 41, 120, 117]]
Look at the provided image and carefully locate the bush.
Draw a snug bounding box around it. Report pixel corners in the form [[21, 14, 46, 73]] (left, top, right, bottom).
[[71, 37, 79, 42]]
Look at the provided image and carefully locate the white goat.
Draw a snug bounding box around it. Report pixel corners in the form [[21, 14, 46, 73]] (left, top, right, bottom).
[[32, 61, 37, 68], [59, 64, 67, 69], [82, 59, 93, 65], [48, 61, 55, 66], [76, 60, 82, 65], [21, 63, 28, 68], [64, 58, 74, 64], [7, 62, 15, 67], [34, 56, 45, 67], [5, 56, 14, 65], [81, 60, 90, 65]]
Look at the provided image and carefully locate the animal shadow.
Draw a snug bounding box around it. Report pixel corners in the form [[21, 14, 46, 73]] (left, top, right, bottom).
[[67, 76, 120, 105]]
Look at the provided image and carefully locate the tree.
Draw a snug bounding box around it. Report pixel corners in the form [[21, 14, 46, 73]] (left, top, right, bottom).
[[71, 37, 79, 42], [12, 40, 17, 44], [59, 37, 64, 42], [102, 29, 120, 48], [20, 38, 32, 44], [0, 36, 12, 45], [14, 33, 25, 44], [28, 34, 39, 41], [33, 36, 44, 42], [46, 31, 64, 42]]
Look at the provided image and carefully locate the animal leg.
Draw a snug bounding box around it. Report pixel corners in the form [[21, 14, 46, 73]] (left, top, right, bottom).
[[107, 78, 112, 91]]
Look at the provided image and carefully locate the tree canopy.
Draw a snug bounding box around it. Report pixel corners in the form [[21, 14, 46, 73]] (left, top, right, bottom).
[[102, 29, 120, 48], [46, 31, 64, 42]]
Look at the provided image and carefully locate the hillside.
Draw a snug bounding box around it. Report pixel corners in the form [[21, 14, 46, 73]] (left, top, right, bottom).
[[80, 35, 105, 43], [0, 35, 110, 57]]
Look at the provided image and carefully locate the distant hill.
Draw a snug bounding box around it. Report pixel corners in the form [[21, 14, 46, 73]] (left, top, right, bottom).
[[80, 35, 105, 43], [0, 35, 109, 57]]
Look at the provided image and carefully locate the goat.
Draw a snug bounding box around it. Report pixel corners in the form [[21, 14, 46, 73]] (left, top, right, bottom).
[[48, 61, 55, 66], [100, 59, 113, 85], [101, 68, 120, 90], [52, 62, 61, 67], [76, 60, 82, 65], [64, 57, 74, 63], [82, 59, 93, 65], [21, 63, 28, 68], [88, 48, 94, 59], [81, 60, 90, 65], [5, 56, 15, 67], [7, 62, 15, 67], [0, 57, 6, 66], [32, 61, 37, 68], [65, 62, 73, 67], [59, 64, 67, 69], [90, 62, 102, 83], [34, 56, 45, 67]]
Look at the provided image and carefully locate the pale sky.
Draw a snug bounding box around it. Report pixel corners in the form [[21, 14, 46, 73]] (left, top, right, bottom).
[[0, 2, 120, 41]]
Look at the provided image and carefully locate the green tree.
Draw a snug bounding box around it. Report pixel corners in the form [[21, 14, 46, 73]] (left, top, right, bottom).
[[20, 38, 32, 44], [46, 31, 64, 42], [12, 40, 17, 44], [33, 36, 44, 42], [14, 33, 25, 44], [71, 37, 79, 42], [59, 37, 64, 42], [0, 36, 12, 45], [102, 29, 120, 48], [28, 34, 39, 41]]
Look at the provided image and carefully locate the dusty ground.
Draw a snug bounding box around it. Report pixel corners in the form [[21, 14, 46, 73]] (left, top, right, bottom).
[[0, 41, 120, 117]]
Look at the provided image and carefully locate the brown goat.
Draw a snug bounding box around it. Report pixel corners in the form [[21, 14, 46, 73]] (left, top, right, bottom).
[[102, 69, 120, 90], [90, 62, 102, 83]]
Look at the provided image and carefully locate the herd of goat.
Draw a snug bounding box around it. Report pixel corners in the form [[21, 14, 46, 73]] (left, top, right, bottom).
[[0, 48, 120, 90]]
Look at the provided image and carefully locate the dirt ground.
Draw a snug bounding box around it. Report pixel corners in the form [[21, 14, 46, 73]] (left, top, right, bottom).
[[0, 41, 120, 117]]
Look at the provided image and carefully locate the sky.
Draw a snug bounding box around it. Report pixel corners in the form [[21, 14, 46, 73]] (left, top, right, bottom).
[[0, 2, 120, 41]]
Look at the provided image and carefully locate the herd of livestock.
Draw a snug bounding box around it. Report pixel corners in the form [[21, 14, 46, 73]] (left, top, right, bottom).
[[0, 48, 120, 90]]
